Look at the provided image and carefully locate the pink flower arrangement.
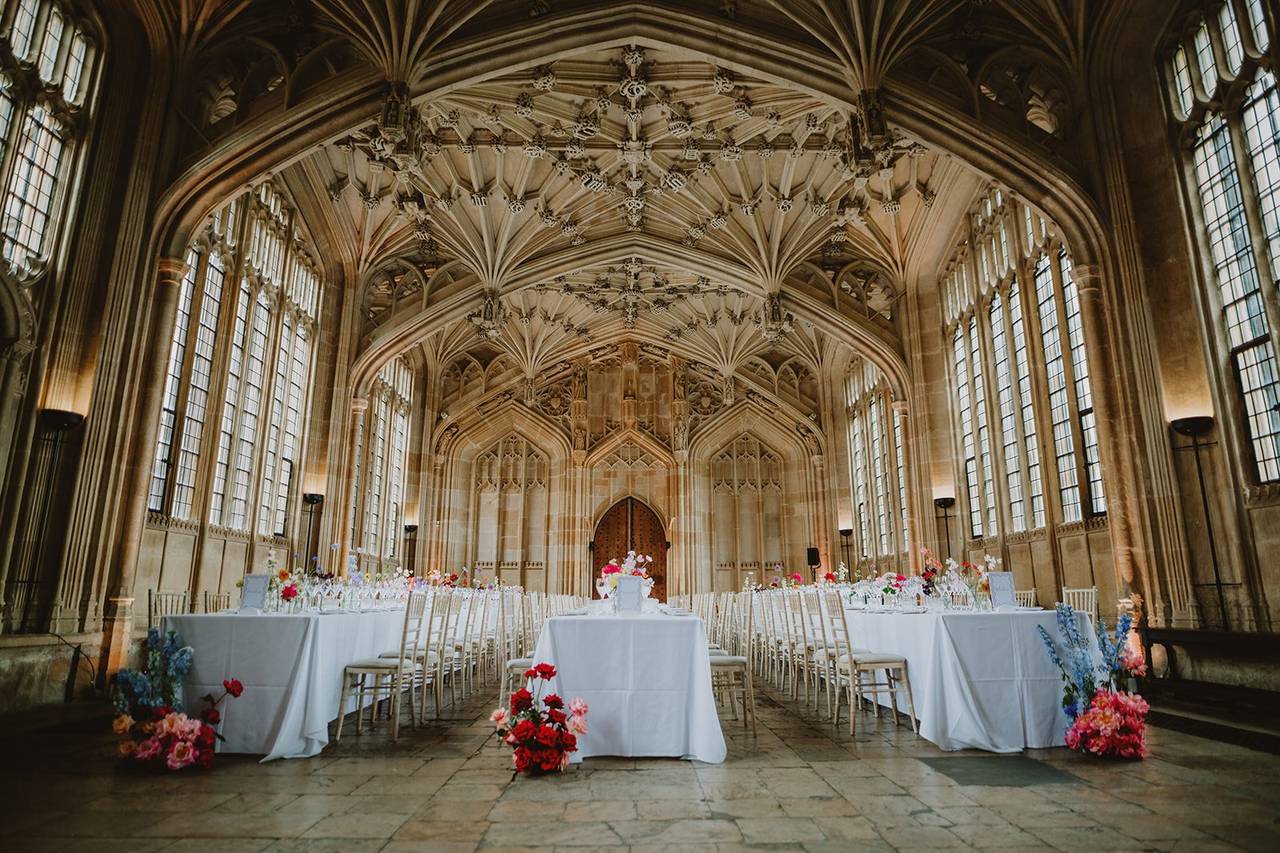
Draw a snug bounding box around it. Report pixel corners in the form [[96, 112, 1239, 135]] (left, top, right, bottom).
[[790, 573, 803, 584], [1064, 689, 1149, 759], [114, 678, 244, 772], [602, 563, 621, 575]]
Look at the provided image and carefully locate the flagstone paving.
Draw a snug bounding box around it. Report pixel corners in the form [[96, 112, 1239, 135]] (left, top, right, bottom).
[[2, 685, 1279, 851]]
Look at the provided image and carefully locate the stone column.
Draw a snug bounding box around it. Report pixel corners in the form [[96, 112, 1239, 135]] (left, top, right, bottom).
[[334, 397, 369, 577], [893, 400, 923, 574], [101, 256, 187, 678], [1072, 264, 1141, 605]]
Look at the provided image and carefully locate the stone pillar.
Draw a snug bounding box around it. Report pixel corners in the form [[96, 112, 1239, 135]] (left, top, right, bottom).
[[892, 400, 923, 574], [335, 397, 369, 577], [101, 256, 187, 679], [1072, 264, 1140, 604]]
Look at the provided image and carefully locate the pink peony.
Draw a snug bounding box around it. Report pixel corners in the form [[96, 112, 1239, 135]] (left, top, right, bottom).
[[602, 564, 621, 575], [167, 739, 197, 770], [490, 708, 509, 729], [568, 714, 589, 735], [135, 737, 162, 761], [569, 697, 588, 716]]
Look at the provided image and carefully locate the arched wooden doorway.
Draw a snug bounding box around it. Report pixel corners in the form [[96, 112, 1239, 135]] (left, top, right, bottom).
[[592, 498, 667, 601]]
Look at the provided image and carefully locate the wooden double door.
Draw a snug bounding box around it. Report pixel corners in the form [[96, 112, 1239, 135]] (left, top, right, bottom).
[[592, 498, 667, 601]]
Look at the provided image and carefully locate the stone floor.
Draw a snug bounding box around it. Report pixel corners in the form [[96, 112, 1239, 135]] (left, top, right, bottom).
[[2, 682, 1279, 852]]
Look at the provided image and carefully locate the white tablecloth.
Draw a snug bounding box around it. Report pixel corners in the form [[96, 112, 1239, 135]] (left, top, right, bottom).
[[532, 613, 726, 764], [164, 608, 406, 761], [844, 609, 1096, 753]]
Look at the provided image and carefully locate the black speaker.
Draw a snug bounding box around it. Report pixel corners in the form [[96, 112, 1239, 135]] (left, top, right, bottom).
[[806, 547, 820, 568]]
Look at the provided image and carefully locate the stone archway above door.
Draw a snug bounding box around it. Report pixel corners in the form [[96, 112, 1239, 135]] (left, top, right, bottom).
[[592, 497, 668, 602]]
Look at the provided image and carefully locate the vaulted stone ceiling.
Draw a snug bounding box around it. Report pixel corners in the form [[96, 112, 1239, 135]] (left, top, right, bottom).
[[168, 0, 1121, 408], [301, 44, 956, 288]]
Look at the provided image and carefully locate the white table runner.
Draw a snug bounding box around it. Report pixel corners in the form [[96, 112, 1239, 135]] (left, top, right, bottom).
[[532, 613, 726, 764], [844, 609, 1096, 752], [164, 608, 405, 761]]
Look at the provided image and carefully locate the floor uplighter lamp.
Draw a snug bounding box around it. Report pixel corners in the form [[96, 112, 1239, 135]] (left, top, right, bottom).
[[1170, 416, 1229, 631], [934, 497, 955, 560], [839, 528, 853, 575], [302, 493, 323, 573]]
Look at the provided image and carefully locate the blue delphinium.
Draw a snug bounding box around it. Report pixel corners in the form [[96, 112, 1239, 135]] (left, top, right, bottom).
[[1038, 603, 1100, 721], [1096, 612, 1133, 685], [112, 628, 194, 717]]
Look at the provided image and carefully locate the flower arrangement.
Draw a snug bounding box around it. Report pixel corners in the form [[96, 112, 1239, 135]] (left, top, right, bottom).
[[879, 572, 907, 597], [599, 551, 652, 592], [821, 571, 837, 584], [112, 628, 193, 716], [491, 663, 587, 775], [919, 548, 943, 596], [1064, 689, 1150, 759], [765, 566, 804, 588], [111, 628, 244, 771], [1038, 604, 1148, 759]]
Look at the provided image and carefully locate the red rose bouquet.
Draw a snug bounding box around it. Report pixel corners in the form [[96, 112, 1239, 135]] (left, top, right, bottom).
[[491, 663, 587, 776]]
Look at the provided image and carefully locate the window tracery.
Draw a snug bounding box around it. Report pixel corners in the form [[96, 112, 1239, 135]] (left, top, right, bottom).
[[1164, 2, 1280, 484], [350, 357, 413, 565], [148, 185, 322, 546], [941, 187, 1103, 541], [844, 360, 908, 566], [0, 0, 96, 273]]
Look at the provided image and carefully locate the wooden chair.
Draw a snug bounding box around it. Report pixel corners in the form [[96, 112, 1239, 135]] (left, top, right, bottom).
[[828, 594, 918, 736], [336, 590, 429, 741], [148, 589, 189, 629], [1015, 588, 1038, 608], [710, 592, 757, 733], [1061, 586, 1099, 622], [202, 590, 231, 613]]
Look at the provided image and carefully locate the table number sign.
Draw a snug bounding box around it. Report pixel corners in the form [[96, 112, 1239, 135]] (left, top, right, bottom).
[[238, 574, 270, 613], [987, 571, 1017, 610], [615, 575, 643, 614]]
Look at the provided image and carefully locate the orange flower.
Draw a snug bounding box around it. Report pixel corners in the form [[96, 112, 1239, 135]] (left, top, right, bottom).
[[277, 568, 290, 582], [117, 739, 137, 758], [112, 714, 135, 735]]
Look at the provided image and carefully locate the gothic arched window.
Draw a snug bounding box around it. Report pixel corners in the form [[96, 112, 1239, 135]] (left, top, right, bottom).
[[844, 361, 908, 567], [148, 185, 321, 546], [0, 0, 98, 270], [349, 357, 413, 567], [1165, 2, 1280, 484], [941, 188, 1103, 542]]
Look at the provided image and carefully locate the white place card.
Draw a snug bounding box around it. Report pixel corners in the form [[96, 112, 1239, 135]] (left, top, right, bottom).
[[238, 574, 270, 613], [987, 571, 1017, 610], [615, 575, 643, 614]]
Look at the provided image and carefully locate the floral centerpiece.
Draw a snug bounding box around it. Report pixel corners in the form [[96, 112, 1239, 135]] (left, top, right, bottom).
[[491, 663, 587, 775], [111, 628, 244, 771], [878, 572, 907, 598], [1038, 604, 1148, 759], [598, 550, 653, 597]]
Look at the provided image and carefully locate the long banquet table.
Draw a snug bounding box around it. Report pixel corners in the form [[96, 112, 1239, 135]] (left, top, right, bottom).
[[164, 608, 405, 761], [531, 609, 726, 764], [843, 608, 1096, 753]]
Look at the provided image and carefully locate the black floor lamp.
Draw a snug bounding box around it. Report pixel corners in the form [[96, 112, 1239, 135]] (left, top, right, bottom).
[[934, 497, 955, 560], [302, 493, 323, 573], [1171, 416, 1229, 631], [839, 528, 853, 575]]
